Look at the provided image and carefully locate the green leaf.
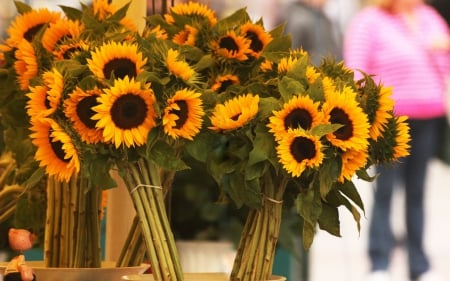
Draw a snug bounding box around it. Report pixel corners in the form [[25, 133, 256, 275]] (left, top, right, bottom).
[[245, 161, 267, 181], [110, 1, 130, 22], [278, 76, 305, 101], [295, 185, 322, 227], [60, 5, 83, 20], [302, 220, 316, 250], [263, 35, 292, 58], [185, 131, 214, 162], [14, 1, 32, 14], [137, 71, 171, 85], [193, 54, 215, 72], [247, 124, 274, 166], [148, 141, 189, 171], [310, 123, 343, 137], [338, 181, 365, 214], [319, 157, 341, 199], [269, 22, 287, 38], [87, 159, 117, 190], [215, 8, 250, 32], [318, 203, 341, 237]]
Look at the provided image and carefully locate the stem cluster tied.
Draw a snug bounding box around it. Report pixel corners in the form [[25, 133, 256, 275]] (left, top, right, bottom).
[[44, 175, 102, 268], [118, 158, 183, 281]]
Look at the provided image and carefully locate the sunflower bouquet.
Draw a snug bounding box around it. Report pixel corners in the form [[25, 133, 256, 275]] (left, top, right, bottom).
[[0, 1, 411, 281], [0, 0, 192, 277], [146, 2, 411, 281]]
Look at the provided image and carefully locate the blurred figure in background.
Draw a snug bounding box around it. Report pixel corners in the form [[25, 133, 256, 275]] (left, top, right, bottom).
[[283, 0, 343, 65], [344, 0, 450, 281]]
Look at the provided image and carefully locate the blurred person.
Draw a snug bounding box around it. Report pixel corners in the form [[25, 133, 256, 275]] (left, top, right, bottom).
[[283, 0, 343, 65], [344, 0, 450, 281]]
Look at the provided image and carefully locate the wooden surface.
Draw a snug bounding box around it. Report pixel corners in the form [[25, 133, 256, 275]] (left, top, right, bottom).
[[121, 273, 286, 281]]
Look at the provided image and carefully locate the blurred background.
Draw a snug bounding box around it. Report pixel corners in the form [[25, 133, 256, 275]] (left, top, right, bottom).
[[1, 1, 449, 281]]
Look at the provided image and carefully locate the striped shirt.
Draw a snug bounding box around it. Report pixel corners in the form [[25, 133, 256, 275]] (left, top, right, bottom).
[[344, 4, 450, 119]]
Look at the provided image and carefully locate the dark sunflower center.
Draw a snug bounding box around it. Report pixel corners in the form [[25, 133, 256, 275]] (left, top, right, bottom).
[[245, 31, 263, 52], [284, 108, 313, 131], [49, 137, 70, 163], [217, 79, 235, 93], [24, 24, 45, 42], [219, 36, 239, 52], [62, 46, 82, 59], [231, 113, 241, 121], [330, 108, 353, 140], [76, 96, 99, 129], [290, 136, 316, 162], [170, 100, 188, 129], [45, 95, 51, 109], [103, 58, 137, 80], [110, 94, 148, 129]]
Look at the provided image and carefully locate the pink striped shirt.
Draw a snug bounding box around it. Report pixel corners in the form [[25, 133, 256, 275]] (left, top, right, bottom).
[[344, 4, 450, 119]]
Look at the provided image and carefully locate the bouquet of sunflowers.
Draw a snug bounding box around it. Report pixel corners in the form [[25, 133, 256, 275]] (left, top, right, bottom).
[[0, 1, 410, 281]]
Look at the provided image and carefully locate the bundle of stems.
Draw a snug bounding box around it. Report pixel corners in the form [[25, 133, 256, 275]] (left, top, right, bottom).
[[116, 215, 146, 267], [44, 175, 102, 268], [230, 173, 288, 281], [118, 158, 183, 281]]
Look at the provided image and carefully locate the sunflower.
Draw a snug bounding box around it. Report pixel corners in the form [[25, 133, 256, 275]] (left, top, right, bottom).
[[172, 25, 198, 46], [213, 31, 251, 61], [91, 0, 137, 31], [14, 40, 38, 90], [240, 22, 272, 58], [306, 66, 320, 84], [148, 25, 168, 40], [26, 85, 54, 118], [276, 129, 324, 177], [92, 0, 115, 21], [260, 59, 273, 72], [52, 40, 89, 60], [87, 41, 147, 81], [64, 87, 104, 144], [5, 8, 61, 48], [30, 118, 80, 182], [365, 85, 395, 140], [166, 48, 197, 82], [338, 148, 369, 182], [92, 77, 157, 148], [211, 74, 239, 93], [42, 68, 64, 105], [322, 76, 337, 97], [268, 95, 323, 141], [277, 55, 300, 74], [163, 88, 204, 140], [322, 86, 370, 151], [42, 19, 84, 53], [209, 94, 259, 132], [392, 115, 411, 159], [168, 1, 217, 26]]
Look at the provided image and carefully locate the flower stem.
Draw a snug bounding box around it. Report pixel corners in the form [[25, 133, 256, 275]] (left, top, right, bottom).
[[118, 159, 183, 281], [229, 173, 287, 281]]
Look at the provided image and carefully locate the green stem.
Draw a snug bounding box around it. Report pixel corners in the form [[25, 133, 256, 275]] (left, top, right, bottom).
[[229, 173, 287, 281], [118, 159, 183, 281], [44, 177, 55, 267]]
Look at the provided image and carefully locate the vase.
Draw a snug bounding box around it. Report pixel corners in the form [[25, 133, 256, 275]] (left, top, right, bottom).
[[0, 261, 149, 281]]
